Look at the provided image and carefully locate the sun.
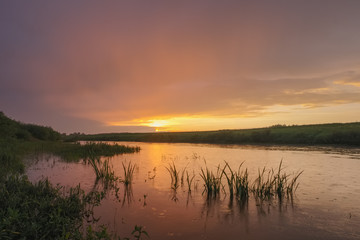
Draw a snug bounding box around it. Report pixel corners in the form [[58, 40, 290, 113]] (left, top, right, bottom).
[[147, 120, 168, 128]]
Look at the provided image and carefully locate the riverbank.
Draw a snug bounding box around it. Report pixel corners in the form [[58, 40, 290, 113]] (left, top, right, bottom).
[[0, 112, 143, 239], [66, 122, 360, 146]]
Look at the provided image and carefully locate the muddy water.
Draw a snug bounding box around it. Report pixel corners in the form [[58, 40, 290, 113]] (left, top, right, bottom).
[[26, 142, 360, 239]]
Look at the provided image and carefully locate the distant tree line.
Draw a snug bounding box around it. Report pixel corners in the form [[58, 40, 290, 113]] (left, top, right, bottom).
[[65, 122, 360, 146]]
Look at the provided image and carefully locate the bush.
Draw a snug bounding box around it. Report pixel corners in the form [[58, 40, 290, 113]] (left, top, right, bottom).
[[0, 176, 86, 239]]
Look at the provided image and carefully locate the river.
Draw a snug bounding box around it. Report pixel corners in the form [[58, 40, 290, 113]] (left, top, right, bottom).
[[26, 142, 360, 239]]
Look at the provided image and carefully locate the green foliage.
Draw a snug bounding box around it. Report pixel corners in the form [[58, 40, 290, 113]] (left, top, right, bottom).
[[185, 170, 195, 192], [165, 162, 180, 190], [131, 225, 149, 240], [23, 123, 61, 141], [222, 162, 250, 201], [0, 111, 61, 141], [0, 176, 149, 240], [36, 142, 140, 162], [0, 175, 87, 239], [87, 158, 119, 185], [200, 164, 223, 198], [0, 112, 147, 239], [122, 161, 136, 186], [66, 122, 360, 146], [252, 160, 303, 201], [234, 166, 249, 201], [0, 141, 25, 180]]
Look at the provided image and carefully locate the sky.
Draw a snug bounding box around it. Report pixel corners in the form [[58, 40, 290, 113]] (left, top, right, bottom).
[[1, 0, 360, 133]]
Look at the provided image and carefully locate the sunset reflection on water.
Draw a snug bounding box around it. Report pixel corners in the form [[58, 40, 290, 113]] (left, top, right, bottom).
[[26, 142, 360, 240]]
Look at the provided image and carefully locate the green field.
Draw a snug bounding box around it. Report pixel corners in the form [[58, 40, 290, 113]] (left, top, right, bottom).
[[66, 123, 360, 146]]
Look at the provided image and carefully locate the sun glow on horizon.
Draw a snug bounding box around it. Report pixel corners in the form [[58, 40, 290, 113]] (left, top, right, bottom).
[[105, 102, 360, 133], [145, 120, 169, 128]]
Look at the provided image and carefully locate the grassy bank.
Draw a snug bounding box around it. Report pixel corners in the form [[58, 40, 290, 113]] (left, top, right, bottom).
[[66, 122, 360, 146], [0, 112, 144, 239]]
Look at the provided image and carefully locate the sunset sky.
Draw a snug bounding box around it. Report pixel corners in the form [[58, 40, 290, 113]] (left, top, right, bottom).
[[1, 1, 360, 133]]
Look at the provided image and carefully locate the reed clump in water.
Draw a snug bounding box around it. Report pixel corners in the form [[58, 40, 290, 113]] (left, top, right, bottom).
[[164, 159, 302, 202], [221, 162, 250, 201], [165, 162, 180, 190], [185, 170, 195, 192], [122, 161, 136, 186], [251, 160, 303, 201], [252, 167, 275, 200], [222, 162, 235, 198], [199, 160, 302, 202], [200, 164, 223, 198], [87, 157, 118, 184], [234, 164, 250, 201]]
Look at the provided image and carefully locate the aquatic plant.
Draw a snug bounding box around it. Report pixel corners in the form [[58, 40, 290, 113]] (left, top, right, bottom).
[[286, 170, 304, 197], [165, 162, 180, 190], [273, 160, 288, 199], [185, 170, 195, 192], [222, 162, 235, 198], [122, 161, 136, 186], [87, 157, 118, 183], [130, 225, 149, 240], [234, 163, 249, 201], [180, 163, 189, 186], [221, 162, 250, 201], [251, 161, 303, 201], [252, 167, 276, 200], [200, 164, 223, 198]]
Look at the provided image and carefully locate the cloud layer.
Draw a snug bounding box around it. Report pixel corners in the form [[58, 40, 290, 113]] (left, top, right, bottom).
[[1, 1, 360, 133]]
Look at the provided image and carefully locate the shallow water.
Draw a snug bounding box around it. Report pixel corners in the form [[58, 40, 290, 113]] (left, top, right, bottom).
[[26, 142, 360, 239]]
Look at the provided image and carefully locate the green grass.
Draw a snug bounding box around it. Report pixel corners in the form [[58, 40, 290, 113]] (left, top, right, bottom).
[[67, 122, 360, 146], [197, 161, 301, 202], [165, 162, 180, 190], [87, 158, 119, 184], [200, 164, 223, 198], [0, 143, 25, 180], [0, 112, 145, 239], [185, 170, 195, 192], [40, 141, 140, 162], [122, 161, 136, 186], [222, 162, 235, 198], [252, 167, 276, 200], [251, 161, 303, 201], [0, 175, 99, 239], [234, 163, 249, 201]]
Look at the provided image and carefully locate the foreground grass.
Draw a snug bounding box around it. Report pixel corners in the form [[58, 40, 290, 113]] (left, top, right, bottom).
[[0, 112, 147, 239], [0, 140, 143, 239], [0, 175, 94, 239], [0, 175, 148, 240], [65, 122, 360, 146]]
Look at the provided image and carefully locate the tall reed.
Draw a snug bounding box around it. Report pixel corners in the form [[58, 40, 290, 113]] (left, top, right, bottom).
[[122, 161, 136, 186], [222, 162, 235, 198], [185, 170, 195, 192], [286, 170, 303, 197], [234, 163, 249, 201], [252, 167, 275, 200], [251, 161, 303, 201], [87, 157, 117, 183], [165, 162, 180, 190], [200, 164, 223, 198]]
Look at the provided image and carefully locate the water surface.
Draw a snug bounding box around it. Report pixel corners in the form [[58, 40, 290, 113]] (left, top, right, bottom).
[[26, 142, 360, 239]]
